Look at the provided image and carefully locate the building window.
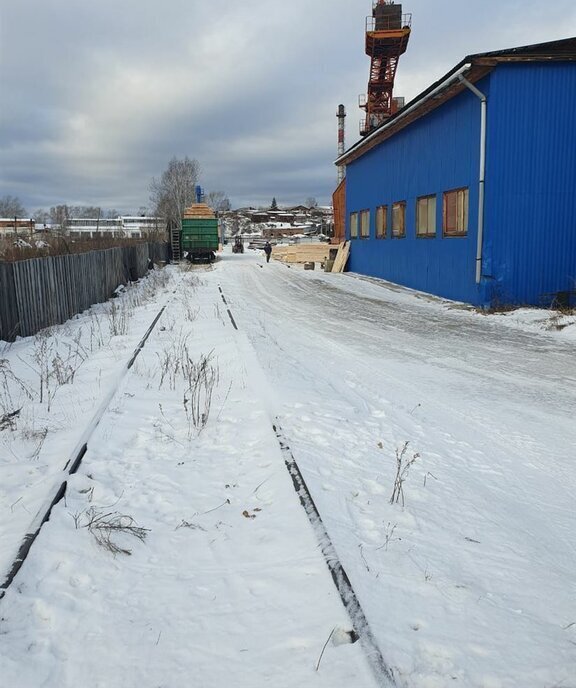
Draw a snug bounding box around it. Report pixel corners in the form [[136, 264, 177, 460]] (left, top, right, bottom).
[[350, 212, 358, 239], [416, 195, 436, 237], [360, 209, 370, 238], [376, 205, 387, 238], [392, 201, 406, 238], [443, 188, 468, 236]]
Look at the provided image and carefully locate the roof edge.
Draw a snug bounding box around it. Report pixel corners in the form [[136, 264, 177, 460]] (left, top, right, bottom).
[[336, 36, 576, 167]]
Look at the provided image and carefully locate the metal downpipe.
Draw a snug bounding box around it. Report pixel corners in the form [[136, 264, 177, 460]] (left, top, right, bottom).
[[458, 75, 486, 284]]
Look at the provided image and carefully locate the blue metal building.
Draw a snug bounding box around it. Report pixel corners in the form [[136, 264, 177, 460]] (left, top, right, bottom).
[[336, 38, 576, 308]]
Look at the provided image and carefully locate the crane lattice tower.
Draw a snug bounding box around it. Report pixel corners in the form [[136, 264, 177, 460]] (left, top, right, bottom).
[[360, 1, 411, 136]]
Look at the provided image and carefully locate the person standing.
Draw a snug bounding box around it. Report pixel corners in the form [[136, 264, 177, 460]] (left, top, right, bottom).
[[264, 241, 272, 263]]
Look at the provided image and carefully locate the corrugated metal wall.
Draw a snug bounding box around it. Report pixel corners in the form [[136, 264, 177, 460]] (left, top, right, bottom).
[[484, 63, 576, 306], [345, 60, 576, 307], [0, 243, 169, 341], [345, 84, 485, 304]]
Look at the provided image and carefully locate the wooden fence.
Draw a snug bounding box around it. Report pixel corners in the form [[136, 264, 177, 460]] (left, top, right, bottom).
[[0, 242, 169, 341]]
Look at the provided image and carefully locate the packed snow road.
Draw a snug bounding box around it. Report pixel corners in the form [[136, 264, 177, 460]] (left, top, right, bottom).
[[217, 249, 576, 687], [0, 250, 574, 687]]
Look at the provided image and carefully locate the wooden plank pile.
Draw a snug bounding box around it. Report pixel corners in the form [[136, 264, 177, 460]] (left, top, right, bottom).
[[271, 243, 331, 264], [183, 203, 216, 219], [249, 237, 275, 250], [331, 241, 350, 273], [271, 241, 350, 273]]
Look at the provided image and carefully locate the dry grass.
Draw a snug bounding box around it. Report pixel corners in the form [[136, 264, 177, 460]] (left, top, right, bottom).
[[0, 358, 32, 417], [383, 441, 420, 507], [183, 351, 219, 436], [552, 305, 576, 317], [547, 310, 575, 331], [0, 408, 20, 431], [74, 507, 149, 556]]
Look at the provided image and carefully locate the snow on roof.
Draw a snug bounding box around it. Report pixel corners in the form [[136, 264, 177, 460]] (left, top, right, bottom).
[[0, 218, 33, 222]]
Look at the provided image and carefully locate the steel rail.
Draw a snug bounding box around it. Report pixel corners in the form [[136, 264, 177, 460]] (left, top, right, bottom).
[[219, 284, 396, 687], [0, 306, 166, 600]]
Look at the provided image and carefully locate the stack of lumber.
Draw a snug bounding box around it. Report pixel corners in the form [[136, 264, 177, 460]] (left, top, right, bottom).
[[249, 237, 275, 250], [183, 203, 215, 219], [271, 243, 331, 264]]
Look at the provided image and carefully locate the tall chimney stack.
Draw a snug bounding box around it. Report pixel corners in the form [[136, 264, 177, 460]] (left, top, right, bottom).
[[337, 104, 346, 184]]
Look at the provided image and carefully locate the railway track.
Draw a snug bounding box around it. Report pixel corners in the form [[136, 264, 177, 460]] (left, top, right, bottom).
[[219, 284, 396, 687], [1, 279, 396, 687], [275, 422, 396, 687], [0, 306, 166, 600]]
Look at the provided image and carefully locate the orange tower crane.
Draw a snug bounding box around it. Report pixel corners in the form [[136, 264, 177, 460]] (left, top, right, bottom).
[[359, 1, 411, 136]]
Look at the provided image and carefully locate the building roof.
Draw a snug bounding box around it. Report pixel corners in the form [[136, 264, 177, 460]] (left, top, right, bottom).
[[336, 37, 576, 167], [0, 218, 33, 222]]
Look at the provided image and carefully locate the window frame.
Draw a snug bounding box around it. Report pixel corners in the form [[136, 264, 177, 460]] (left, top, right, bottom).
[[416, 194, 437, 238], [359, 209, 370, 239], [349, 211, 359, 239], [391, 201, 406, 238], [443, 187, 469, 237], [376, 205, 387, 239]]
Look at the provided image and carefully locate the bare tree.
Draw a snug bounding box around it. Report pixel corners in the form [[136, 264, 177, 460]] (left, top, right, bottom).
[[50, 205, 70, 231], [305, 196, 318, 209], [205, 191, 231, 212], [0, 195, 26, 217], [33, 208, 50, 224], [71, 206, 102, 219], [150, 156, 201, 228]]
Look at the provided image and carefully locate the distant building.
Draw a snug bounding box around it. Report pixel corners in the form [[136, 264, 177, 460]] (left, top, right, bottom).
[[0, 218, 35, 236], [250, 210, 296, 224], [120, 216, 163, 237], [67, 218, 122, 238], [66, 216, 162, 239], [336, 38, 576, 308], [221, 206, 333, 241], [250, 211, 270, 223]]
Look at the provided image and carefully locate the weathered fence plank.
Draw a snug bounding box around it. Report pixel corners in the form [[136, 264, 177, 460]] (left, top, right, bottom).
[[0, 262, 19, 340], [0, 242, 168, 342]]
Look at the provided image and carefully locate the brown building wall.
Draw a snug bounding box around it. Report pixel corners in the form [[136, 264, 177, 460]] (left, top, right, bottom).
[[332, 177, 346, 243]]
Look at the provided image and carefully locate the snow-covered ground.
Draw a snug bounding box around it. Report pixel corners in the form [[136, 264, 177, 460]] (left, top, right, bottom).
[[0, 248, 575, 687]]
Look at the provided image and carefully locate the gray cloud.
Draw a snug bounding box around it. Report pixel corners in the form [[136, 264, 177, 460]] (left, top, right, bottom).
[[1, 0, 575, 213]]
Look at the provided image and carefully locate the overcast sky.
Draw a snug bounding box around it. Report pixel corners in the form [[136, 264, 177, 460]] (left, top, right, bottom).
[[1, 0, 575, 214]]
